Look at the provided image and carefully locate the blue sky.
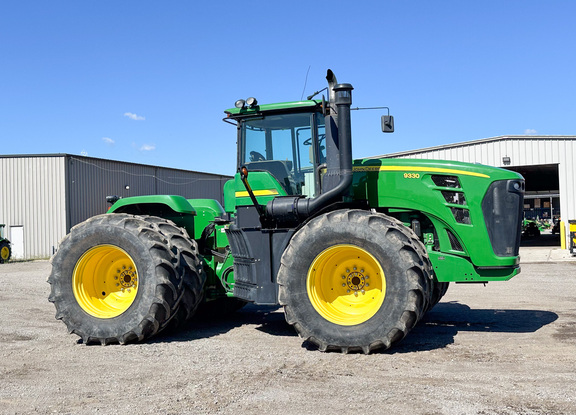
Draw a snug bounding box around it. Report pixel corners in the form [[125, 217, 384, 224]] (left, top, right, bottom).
[[1, 1, 575, 175]]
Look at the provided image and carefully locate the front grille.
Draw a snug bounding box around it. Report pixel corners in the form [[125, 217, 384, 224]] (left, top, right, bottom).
[[442, 191, 466, 205], [481, 180, 524, 256], [450, 207, 471, 224], [431, 175, 461, 188]]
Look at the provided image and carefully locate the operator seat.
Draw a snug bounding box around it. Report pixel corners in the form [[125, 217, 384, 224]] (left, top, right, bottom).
[[245, 160, 298, 195]]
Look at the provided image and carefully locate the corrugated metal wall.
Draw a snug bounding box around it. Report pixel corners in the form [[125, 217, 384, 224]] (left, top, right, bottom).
[[66, 155, 231, 230], [155, 168, 230, 199], [0, 155, 67, 259], [1, 154, 232, 260], [379, 136, 576, 241]]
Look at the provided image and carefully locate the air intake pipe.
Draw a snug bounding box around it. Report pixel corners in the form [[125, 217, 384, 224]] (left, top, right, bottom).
[[265, 70, 354, 226]]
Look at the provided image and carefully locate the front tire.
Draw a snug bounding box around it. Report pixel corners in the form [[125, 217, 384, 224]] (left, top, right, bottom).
[[278, 209, 432, 353], [429, 280, 449, 309], [48, 214, 199, 345]]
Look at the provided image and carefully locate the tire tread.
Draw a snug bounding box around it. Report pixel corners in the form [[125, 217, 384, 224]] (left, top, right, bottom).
[[278, 209, 432, 353], [49, 213, 204, 345]]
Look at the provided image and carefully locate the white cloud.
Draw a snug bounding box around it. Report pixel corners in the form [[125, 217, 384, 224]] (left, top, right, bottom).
[[524, 128, 538, 135], [102, 137, 115, 145], [140, 144, 156, 151], [124, 112, 145, 121]]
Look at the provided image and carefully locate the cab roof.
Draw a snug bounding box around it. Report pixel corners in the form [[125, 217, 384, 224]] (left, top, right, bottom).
[[224, 100, 321, 118]]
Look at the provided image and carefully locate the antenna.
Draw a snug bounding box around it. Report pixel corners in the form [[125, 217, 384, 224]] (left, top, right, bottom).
[[300, 65, 311, 100]]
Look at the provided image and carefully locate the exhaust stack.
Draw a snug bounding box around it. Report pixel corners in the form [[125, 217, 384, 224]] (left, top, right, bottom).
[[266, 70, 354, 225]]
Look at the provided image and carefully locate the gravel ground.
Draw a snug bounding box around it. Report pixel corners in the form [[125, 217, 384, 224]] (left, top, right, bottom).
[[0, 260, 575, 415]]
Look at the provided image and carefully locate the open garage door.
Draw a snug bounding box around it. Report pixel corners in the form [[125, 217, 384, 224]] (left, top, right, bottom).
[[505, 164, 560, 247]]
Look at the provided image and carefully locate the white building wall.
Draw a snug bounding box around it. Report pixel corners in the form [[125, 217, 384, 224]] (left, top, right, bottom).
[[0, 155, 67, 259]]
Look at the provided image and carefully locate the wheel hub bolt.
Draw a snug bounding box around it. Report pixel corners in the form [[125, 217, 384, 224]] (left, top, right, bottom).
[[346, 271, 366, 291], [118, 269, 138, 289]]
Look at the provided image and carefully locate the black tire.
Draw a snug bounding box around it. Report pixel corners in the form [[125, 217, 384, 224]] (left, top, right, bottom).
[[0, 241, 11, 263], [48, 214, 200, 345], [142, 217, 205, 327], [428, 280, 449, 310], [278, 209, 432, 354], [439, 281, 449, 298]]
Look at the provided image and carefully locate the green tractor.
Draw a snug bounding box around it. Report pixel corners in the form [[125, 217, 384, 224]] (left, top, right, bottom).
[[49, 70, 524, 353], [0, 225, 11, 264]]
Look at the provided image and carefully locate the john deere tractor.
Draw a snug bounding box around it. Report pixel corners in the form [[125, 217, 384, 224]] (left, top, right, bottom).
[[49, 70, 524, 353], [0, 225, 11, 264]]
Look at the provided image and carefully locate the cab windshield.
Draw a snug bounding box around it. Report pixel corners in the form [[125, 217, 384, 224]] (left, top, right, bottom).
[[240, 112, 325, 197]]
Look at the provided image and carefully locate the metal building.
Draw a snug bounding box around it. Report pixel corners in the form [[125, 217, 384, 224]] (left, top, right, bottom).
[[375, 135, 576, 248], [0, 154, 232, 260]]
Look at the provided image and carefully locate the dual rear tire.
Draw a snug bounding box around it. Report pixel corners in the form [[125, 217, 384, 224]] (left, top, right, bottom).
[[48, 214, 204, 345]]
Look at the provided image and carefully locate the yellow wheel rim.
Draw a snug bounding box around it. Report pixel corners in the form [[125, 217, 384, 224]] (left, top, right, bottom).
[[307, 244, 386, 326], [1, 246, 9, 260], [73, 245, 138, 318]]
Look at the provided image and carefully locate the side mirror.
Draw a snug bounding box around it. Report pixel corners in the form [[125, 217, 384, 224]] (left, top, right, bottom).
[[381, 115, 394, 133]]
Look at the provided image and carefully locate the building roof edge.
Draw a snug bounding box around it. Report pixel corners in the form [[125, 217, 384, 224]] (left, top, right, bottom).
[[368, 135, 576, 159]]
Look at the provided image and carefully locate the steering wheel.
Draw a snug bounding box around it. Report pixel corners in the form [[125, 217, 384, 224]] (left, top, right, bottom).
[[303, 134, 325, 146], [250, 151, 265, 162]]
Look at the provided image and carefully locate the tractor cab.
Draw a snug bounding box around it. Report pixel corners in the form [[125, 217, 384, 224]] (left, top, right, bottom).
[[227, 101, 326, 199], [224, 76, 358, 228]]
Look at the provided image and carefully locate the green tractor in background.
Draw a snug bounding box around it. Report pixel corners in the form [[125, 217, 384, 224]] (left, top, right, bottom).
[[0, 224, 11, 264], [49, 70, 525, 353]]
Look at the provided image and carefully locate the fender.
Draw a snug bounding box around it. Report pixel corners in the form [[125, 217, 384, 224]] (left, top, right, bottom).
[[108, 195, 196, 233]]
